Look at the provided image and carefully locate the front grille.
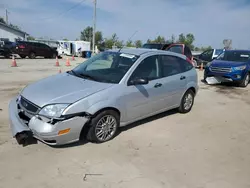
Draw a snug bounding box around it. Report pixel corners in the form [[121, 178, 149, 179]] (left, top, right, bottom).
[[210, 66, 232, 73], [19, 97, 40, 114]]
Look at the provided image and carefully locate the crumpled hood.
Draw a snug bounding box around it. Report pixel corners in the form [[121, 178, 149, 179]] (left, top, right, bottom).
[[211, 60, 247, 67], [21, 73, 113, 107]]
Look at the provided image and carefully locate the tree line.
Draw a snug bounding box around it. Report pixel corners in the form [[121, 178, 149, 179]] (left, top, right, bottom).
[[80, 26, 212, 51]]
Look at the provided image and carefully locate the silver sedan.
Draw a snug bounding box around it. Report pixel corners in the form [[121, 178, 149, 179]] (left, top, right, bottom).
[[9, 48, 198, 146]]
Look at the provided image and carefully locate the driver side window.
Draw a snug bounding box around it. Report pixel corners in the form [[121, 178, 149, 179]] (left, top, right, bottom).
[[129, 55, 160, 81]]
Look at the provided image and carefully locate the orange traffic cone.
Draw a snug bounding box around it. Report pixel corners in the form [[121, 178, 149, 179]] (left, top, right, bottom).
[[72, 55, 75, 61], [11, 56, 17, 67], [65, 58, 71, 66], [55, 56, 60, 66], [200, 63, 204, 71]]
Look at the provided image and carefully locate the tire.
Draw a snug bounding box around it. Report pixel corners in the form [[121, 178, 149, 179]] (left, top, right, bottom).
[[86, 110, 119, 143], [19, 55, 26, 58], [239, 73, 250, 88], [29, 52, 36, 59], [178, 89, 195, 114]]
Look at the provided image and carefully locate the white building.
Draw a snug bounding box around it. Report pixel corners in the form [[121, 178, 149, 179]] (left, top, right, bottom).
[[0, 22, 28, 42]]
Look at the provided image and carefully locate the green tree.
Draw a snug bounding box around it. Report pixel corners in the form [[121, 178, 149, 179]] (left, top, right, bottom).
[[147, 39, 152, 43], [0, 17, 6, 24], [80, 26, 92, 42], [27, 36, 35, 41], [63, 38, 69, 41], [126, 40, 134, 47], [178, 33, 195, 50], [134, 40, 142, 48], [104, 33, 123, 49], [200, 46, 212, 51], [80, 26, 103, 48], [153, 35, 165, 43], [9, 23, 21, 30]]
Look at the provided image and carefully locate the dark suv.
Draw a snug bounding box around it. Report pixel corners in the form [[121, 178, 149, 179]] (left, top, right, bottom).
[[14, 41, 58, 59]]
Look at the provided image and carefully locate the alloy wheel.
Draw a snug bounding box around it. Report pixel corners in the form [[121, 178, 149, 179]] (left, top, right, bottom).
[[95, 115, 117, 142]]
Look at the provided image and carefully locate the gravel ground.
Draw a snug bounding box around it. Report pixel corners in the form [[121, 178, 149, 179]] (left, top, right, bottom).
[[0, 56, 250, 188]]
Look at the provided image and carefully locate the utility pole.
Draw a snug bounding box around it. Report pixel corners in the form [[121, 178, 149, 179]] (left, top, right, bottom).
[[5, 9, 9, 24], [92, 0, 96, 53]]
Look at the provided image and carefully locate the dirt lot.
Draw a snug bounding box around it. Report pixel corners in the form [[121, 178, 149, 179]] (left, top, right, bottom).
[[0, 57, 250, 188]]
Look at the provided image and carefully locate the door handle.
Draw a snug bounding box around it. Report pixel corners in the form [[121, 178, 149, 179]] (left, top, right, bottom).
[[180, 76, 186, 80], [154, 83, 162, 88]]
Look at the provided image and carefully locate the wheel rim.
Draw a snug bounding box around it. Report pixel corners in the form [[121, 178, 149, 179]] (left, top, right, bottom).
[[95, 115, 117, 142], [244, 74, 249, 86], [184, 93, 193, 110]]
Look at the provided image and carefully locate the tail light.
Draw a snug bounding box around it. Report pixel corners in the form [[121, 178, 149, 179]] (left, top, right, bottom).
[[18, 45, 25, 49]]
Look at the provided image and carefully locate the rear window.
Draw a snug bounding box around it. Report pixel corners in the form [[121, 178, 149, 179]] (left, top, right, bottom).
[[167, 45, 183, 54]]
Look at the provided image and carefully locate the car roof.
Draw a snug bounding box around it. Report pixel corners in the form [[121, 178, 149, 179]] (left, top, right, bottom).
[[108, 48, 187, 59]]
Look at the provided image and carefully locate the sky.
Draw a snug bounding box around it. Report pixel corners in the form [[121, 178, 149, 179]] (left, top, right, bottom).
[[0, 0, 250, 49]]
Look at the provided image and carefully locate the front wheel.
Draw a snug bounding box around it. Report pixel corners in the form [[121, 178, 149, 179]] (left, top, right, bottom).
[[86, 110, 119, 143], [239, 73, 250, 88], [178, 89, 195, 113]]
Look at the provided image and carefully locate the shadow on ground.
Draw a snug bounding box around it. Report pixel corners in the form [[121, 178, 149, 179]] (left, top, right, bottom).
[[21, 109, 178, 148]]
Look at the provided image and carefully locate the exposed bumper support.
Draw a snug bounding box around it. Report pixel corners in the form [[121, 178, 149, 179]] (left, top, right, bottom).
[[9, 98, 89, 146]]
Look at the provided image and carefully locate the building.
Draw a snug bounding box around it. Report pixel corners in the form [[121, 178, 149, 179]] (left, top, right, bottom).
[[0, 22, 28, 42]]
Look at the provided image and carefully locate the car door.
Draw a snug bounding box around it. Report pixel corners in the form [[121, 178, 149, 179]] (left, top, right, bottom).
[[157, 55, 188, 108], [124, 55, 168, 121], [199, 49, 214, 62]]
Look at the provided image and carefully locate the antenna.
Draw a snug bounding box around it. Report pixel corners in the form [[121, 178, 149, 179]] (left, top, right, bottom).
[[118, 30, 138, 53]]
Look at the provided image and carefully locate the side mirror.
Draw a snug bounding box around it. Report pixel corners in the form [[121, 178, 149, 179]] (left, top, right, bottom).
[[128, 78, 149, 86], [212, 57, 217, 60]]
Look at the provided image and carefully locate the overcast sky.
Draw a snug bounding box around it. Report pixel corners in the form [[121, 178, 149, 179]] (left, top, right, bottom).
[[0, 0, 250, 49]]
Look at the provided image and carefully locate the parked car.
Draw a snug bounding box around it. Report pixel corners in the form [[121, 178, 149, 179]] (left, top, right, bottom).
[[14, 41, 58, 59], [204, 50, 250, 87], [193, 49, 224, 67], [0, 40, 14, 58], [142, 43, 194, 66], [9, 48, 198, 146]]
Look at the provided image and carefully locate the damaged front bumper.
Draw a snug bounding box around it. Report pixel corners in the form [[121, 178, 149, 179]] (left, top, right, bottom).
[[9, 98, 89, 146]]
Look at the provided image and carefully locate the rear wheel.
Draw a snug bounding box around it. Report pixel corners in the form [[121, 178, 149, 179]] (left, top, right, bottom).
[[239, 73, 250, 88], [29, 52, 36, 59], [86, 110, 119, 143], [178, 89, 195, 113], [19, 55, 26, 58]]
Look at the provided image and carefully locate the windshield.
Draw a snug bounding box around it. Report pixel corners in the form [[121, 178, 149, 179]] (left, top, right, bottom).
[[142, 43, 163, 50], [71, 51, 139, 84], [216, 50, 250, 63]]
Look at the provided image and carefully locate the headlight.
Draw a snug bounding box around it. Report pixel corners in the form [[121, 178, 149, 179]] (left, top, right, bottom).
[[206, 62, 212, 67], [233, 65, 246, 71], [39, 104, 70, 118]]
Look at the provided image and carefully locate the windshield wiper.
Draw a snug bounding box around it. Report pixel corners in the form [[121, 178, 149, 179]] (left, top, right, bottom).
[[79, 73, 98, 81]]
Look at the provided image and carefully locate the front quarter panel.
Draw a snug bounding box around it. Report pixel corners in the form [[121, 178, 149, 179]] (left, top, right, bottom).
[[62, 84, 127, 120]]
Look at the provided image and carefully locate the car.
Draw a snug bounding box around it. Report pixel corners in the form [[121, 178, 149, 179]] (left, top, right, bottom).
[[9, 48, 198, 146], [0, 40, 14, 58], [193, 49, 224, 67], [204, 50, 250, 87], [142, 43, 194, 66], [14, 41, 58, 59]]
